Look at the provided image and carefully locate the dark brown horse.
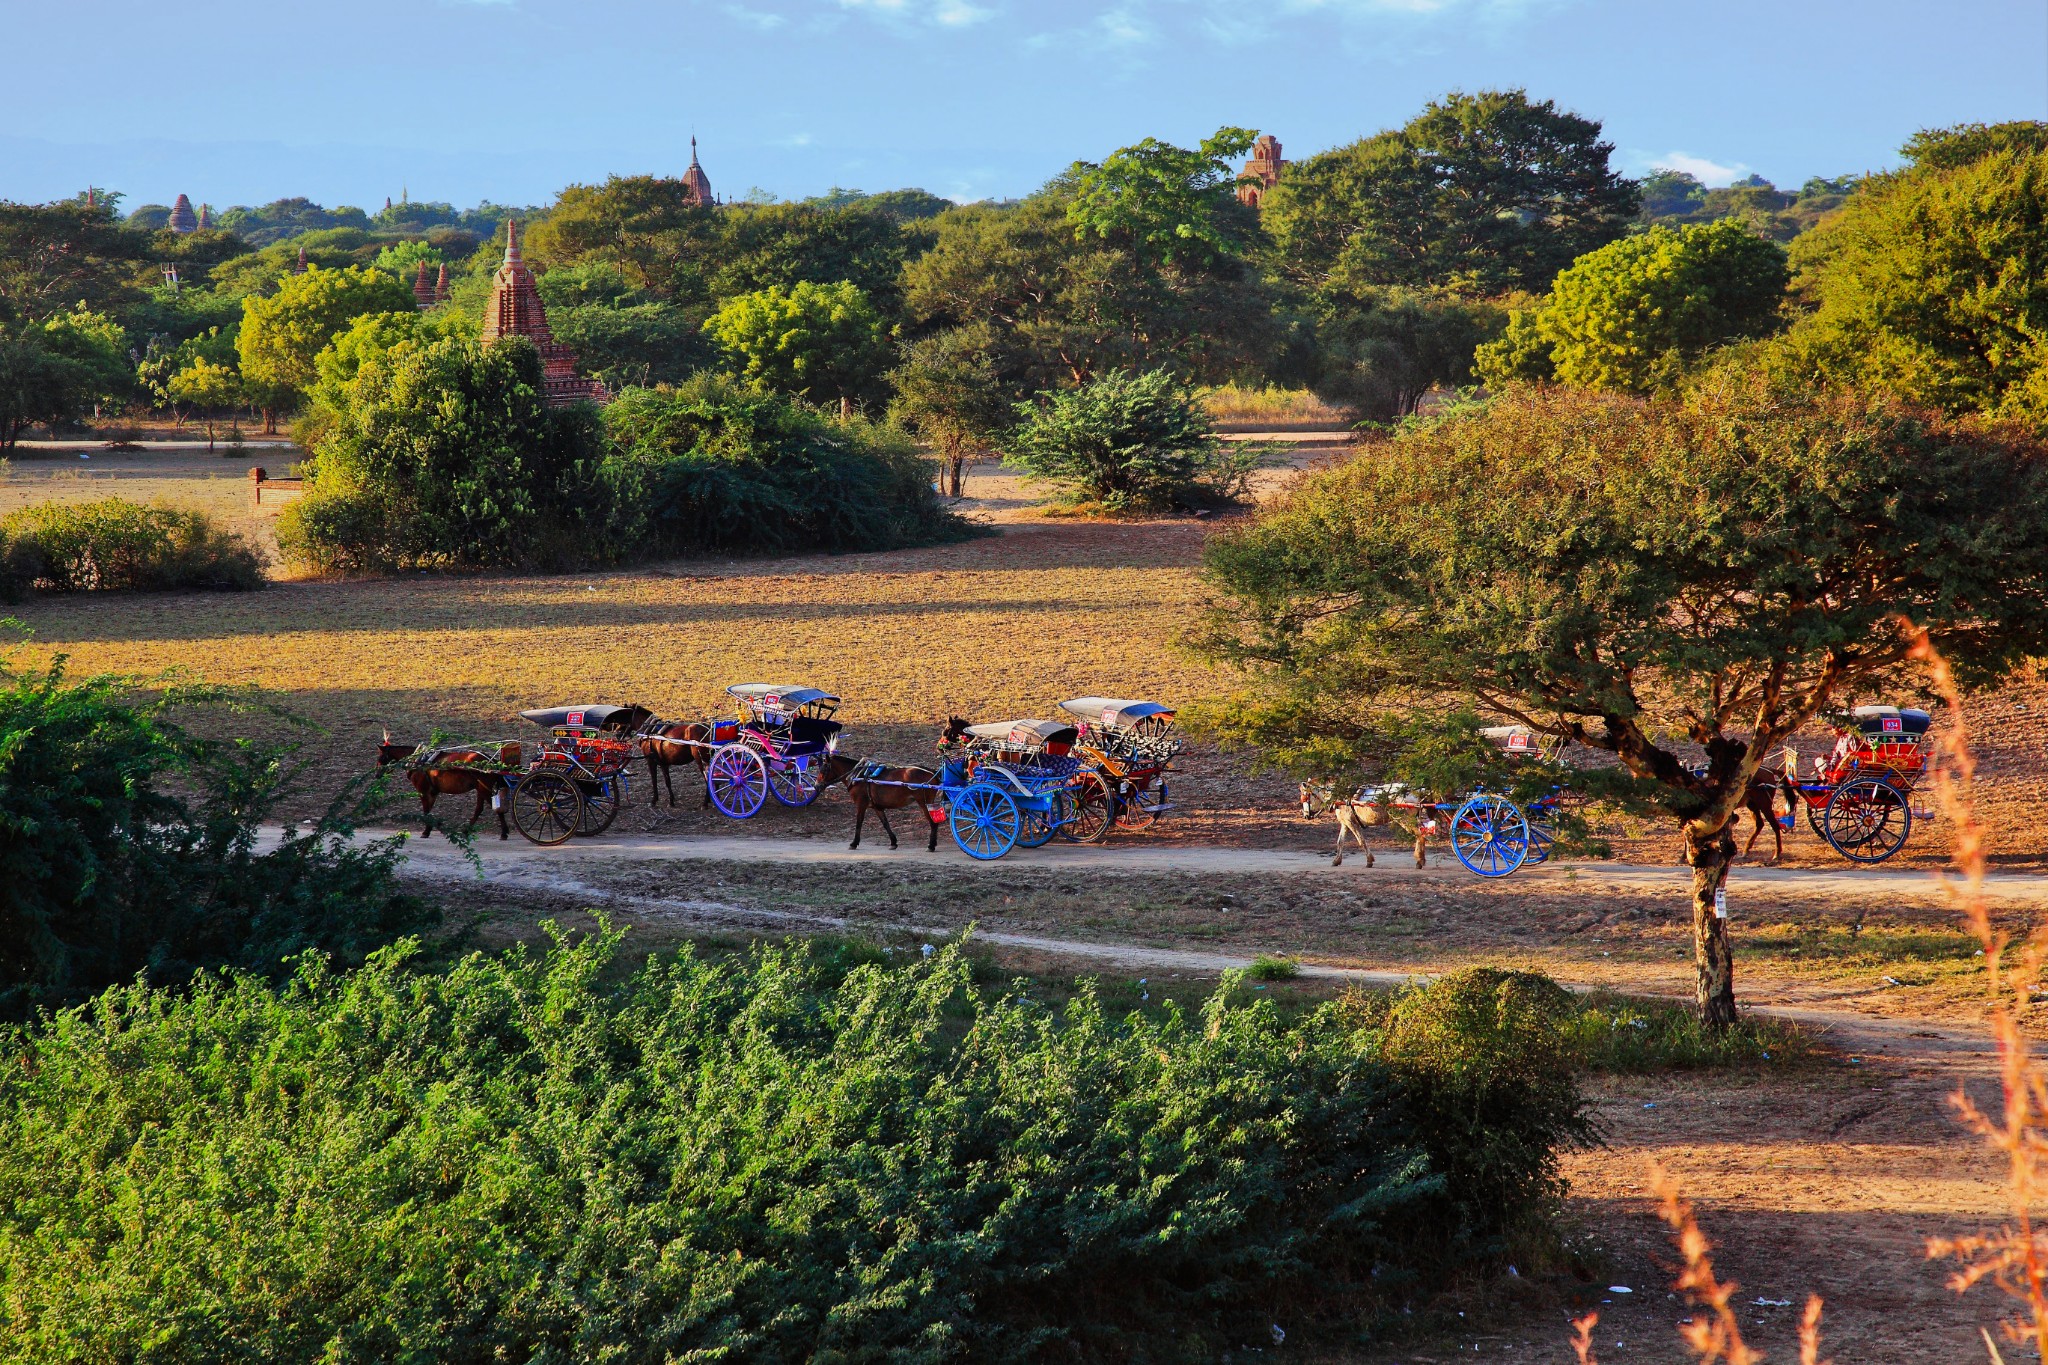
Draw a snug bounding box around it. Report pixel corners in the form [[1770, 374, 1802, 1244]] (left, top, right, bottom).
[[638, 719, 718, 808], [819, 753, 945, 851], [817, 718, 974, 851], [1739, 763, 1801, 865], [376, 734, 518, 839]]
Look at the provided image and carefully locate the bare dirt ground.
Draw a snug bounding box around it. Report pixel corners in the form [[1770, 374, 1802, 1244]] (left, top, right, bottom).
[[16, 439, 2048, 1360]]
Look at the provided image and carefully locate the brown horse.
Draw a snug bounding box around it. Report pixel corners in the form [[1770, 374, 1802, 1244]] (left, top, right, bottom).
[[638, 719, 719, 808], [376, 734, 518, 839], [816, 717, 974, 850], [819, 753, 945, 851], [1738, 763, 1800, 865]]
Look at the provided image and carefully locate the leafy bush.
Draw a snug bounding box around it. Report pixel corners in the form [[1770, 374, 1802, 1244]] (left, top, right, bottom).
[[0, 499, 264, 596], [1475, 219, 1788, 395], [278, 334, 611, 572], [605, 373, 972, 557], [0, 935, 1590, 1361], [0, 655, 434, 1018], [1006, 367, 1263, 513]]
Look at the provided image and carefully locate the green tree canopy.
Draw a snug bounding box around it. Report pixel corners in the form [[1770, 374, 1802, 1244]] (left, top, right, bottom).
[[1262, 90, 1639, 297], [1901, 119, 2048, 172], [1476, 219, 1788, 394], [38, 304, 131, 411], [702, 280, 892, 409], [165, 357, 243, 447], [236, 264, 416, 410], [0, 335, 90, 450], [1195, 378, 2048, 1027], [280, 334, 607, 571], [1065, 126, 1262, 272], [1777, 132, 2048, 427], [889, 323, 1015, 496], [0, 198, 147, 326]]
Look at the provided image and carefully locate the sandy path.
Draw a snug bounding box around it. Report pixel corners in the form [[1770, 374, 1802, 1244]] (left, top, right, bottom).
[[337, 824, 2048, 904]]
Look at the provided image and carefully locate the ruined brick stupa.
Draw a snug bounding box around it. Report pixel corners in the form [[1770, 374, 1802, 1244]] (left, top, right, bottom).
[[167, 193, 199, 233], [478, 219, 606, 408]]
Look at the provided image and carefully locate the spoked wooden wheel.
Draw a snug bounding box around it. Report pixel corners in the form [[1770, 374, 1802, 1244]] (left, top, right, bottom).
[[576, 775, 622, 836], [949, 783, 1020, 860], [707, 745, 768, 819], [1114, 775, 1166, 831], [1822, 776, 1911, 864], [1451, 793, 1529, 878], [1058, 772, 1117, 844], [513, 770, 583, 846], [767, 756, 822, 808]]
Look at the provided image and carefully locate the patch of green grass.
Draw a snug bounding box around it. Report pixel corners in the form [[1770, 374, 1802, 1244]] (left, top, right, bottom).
[[1247, 954, 1302, 981], [1558, 991, 1820, 1072], [1746, 922, 1983, 967]]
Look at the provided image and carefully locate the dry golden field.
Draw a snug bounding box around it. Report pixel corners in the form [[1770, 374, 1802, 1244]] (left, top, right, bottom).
[[4, 448, 2045, 867]]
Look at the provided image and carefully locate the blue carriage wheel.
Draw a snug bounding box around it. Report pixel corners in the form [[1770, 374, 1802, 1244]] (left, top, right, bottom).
[[1451, 793, 1529, 878], [707, 745, 767, 820], [950, 784, 1020, 860], [767, 755, 822, 808]]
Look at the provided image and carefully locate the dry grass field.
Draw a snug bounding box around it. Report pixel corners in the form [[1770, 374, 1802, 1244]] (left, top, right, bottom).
[[5, 448, 2045, 868]]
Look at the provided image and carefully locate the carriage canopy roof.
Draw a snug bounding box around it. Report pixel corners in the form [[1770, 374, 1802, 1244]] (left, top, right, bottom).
[[1057, 697, 1176, 729], [964, 719, 1080, 748], [726, 684, 839, 709], [519, 704, 640, 731], [1848, 706, 1933, 737]]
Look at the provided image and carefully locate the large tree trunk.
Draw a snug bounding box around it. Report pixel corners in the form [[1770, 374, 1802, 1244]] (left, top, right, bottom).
[[1683, 819, 1739, 1029], [947, 451, 965, 499]]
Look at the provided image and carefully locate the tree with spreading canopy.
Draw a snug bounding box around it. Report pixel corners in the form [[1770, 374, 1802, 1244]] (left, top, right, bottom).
[[1065, 126, 1262, 273], [1194, 376, 2048, 1027], [1476, 219, 1788, 394], [1261, 90, 1639, 298], [889, 324, 1014, 497], [1776, 121, 2048, 429], [166, 357, 243, 449], [703, 280, 893, 412], [237, 264, 415, 431]]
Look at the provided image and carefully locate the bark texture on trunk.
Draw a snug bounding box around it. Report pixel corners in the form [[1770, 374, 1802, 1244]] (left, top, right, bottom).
[[947, 454, 964, 499], [1683, 820, 1739, 1030]]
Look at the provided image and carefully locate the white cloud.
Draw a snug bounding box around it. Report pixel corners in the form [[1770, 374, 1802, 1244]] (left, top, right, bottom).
[[832, 0, 995, 25], [775, 132, 816, 148], [1649, 151, 1750, 187], [724, 5, 790, 28]]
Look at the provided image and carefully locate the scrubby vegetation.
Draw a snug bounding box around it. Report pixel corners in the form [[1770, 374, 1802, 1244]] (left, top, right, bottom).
[[0, 655, 433, 1017], [1006, 367, 1262, 513], [0, 937, 1592, 1362], [0, 499, 264, 596]]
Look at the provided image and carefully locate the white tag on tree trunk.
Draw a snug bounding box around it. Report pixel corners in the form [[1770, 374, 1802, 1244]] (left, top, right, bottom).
[[1714, 887, 1728, 920]]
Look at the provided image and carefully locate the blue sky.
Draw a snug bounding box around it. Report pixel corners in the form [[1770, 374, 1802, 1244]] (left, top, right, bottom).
[[4, 0, 2043, 212]]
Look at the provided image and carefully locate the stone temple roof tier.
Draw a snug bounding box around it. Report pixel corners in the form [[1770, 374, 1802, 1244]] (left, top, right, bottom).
[[167, 194, 198, 234], [479, 220, 607, 408], [1235, 135, 1288, 209]]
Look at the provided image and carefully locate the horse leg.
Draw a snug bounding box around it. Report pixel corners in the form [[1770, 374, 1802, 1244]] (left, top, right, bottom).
[[1412, 818, 1427, 869], [646, 752, 663, 807], [469, 782, 489, 831], [494, 779, 510, 839], [924, 798, 940, 851], [1743, 808, 1766, 860], [662, 754, 678, 808], [1331, 812, 1346, 868], [850, 792, 867, 850], [418, 784, 438, 838], [876, 804, 899, 850], [699, 751, 713, 809]]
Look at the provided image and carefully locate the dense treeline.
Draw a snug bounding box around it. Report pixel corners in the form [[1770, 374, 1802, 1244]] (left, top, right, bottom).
[[0, 931, 1592, 1361], [4, 107, 2043, 547]]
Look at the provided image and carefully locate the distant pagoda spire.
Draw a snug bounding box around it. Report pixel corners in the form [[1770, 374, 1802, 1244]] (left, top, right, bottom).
[[293, 244, 308, 274], [413, 259, 436, 310], [681, 135, 714, 208], [196, 202, 212, 231], [480, 220, 606, 407], [433, 263, 451, 304], [167, 194, 198, 233]]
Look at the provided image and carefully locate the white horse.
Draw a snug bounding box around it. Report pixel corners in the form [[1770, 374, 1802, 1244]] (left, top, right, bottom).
[[1298, 780, 1432, 868]]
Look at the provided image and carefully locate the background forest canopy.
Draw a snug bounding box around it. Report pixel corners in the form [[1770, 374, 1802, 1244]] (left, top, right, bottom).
[[2, 100, 2043, 509]]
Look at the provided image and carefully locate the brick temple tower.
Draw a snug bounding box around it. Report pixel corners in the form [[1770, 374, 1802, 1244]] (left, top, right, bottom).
[[681, 136, 714, 208], [167, 193, 199, 233], [1235, 135, 1287, 208], [479, 220, 606, 407]]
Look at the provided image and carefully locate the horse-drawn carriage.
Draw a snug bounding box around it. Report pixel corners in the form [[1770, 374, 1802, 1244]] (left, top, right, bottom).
[[1303, 722, 1569, 878], [1058, 697, 1181, 834], [936, 718, 1088, 859], [1791, 705, 1932, 864], [704, 685, 843, 820], [382, 704, 641, 847]]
